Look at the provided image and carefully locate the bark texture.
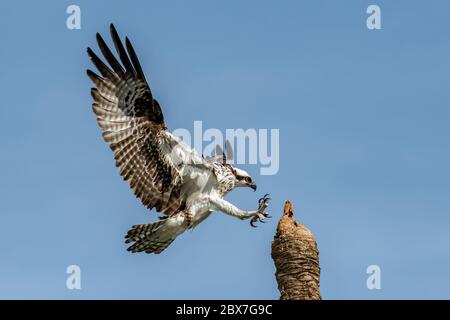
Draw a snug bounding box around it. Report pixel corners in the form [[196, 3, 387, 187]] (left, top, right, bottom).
[[271, 200, 321, 300]]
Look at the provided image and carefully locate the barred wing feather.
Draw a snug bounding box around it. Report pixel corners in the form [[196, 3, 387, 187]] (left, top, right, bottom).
[[87, 24, 202, 216]]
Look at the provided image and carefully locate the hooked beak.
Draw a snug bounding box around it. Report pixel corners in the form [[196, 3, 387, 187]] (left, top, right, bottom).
[[250, 183, 257, 191]]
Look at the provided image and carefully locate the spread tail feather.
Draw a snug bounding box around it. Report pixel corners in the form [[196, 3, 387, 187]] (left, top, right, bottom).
[[125, 215, 187, 254]]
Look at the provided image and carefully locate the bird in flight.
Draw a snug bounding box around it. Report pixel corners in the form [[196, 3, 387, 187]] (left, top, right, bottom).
[[87, 24, 270, 254]]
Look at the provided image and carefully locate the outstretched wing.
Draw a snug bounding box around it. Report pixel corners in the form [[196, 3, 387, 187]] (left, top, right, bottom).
[[87, 24, 202, 216]]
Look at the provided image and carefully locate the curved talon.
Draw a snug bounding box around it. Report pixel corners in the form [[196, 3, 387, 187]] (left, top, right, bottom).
[[251, 194, 271, 227], [258, 194, 270, 205]]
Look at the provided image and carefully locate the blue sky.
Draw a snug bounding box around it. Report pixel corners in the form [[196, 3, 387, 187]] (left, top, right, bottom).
[[0, 0, 449, 299]]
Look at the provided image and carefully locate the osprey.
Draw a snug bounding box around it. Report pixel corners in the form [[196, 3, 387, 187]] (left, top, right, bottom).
[[87, 24, 270, 254]]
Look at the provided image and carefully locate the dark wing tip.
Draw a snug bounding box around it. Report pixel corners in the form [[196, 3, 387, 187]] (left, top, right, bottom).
[[95, 33, 104, 46], [96, 32, 106, 45], [125, 36, 146, 81], [86, 47, 97, 61], [86, 69, 103, 83], [96, 30, 125, 76], [90, 88, 99, 100], [110, 23, 119, 38], [109, 23, 135, 75], [86, 47, 99, 62]]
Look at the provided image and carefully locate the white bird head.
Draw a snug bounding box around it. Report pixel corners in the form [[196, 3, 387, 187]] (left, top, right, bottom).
[[231, 167, 257, 191]]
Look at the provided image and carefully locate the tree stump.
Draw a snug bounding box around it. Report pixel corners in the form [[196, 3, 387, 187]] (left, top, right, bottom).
[[271, 200, 321, 300]]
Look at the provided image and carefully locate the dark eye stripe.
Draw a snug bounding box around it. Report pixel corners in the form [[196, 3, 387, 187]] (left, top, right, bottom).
[[236, 175, 250, 182]]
